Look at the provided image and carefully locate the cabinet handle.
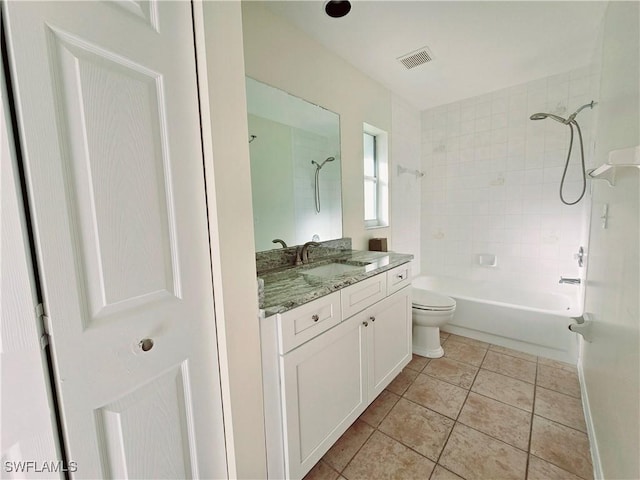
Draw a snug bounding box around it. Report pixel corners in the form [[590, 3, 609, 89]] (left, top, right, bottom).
[[397, 273, 405, 280], [312, 314, 319, 322], [369, 316, 376, 322], [362, 321, 369, 327]]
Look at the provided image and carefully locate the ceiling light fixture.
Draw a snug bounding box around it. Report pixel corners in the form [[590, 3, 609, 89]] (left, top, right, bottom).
[[324, 0, 351, 18]]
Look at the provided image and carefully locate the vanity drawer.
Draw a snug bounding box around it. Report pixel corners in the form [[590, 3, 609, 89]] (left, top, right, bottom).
[[277, 291, 341, 354], [387, 263, 411, 295], [341, 273, 387, 319]]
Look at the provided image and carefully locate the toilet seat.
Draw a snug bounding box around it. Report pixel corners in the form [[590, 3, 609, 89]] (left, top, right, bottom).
[[412, 289, 456, 312]]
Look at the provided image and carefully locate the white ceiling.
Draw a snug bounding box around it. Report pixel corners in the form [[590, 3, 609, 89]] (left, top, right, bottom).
[[265, 1, 609, 111]]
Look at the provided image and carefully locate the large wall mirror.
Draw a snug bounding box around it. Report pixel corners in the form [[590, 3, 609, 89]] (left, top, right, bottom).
[[246, 77, 342, 252]]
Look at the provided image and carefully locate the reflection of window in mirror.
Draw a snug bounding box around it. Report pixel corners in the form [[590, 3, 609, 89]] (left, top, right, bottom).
[[363, 123, 388, 228]]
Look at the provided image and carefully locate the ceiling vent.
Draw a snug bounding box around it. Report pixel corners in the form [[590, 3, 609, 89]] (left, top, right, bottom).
[[397, 46, 433, 70]]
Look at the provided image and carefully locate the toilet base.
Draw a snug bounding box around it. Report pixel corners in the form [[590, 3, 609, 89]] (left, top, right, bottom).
[[412, 325, 445, 358], [412, 344, 444, 358]]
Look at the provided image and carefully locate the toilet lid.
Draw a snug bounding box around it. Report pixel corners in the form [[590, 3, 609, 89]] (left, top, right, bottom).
[[412, 288, 456, 310]]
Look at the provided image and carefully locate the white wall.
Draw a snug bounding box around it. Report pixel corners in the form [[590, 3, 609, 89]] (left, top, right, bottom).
[[419, 67, 598, 295], [242, 2, 392, 251], [581, 2, 640, 479], [391, 94, 422, 271], [248, 114, 296, 251], [196, 3, 267, 478]]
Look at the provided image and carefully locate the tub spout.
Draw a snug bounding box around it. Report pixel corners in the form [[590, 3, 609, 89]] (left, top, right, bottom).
[[559, 277, 581, 285], [568, 313, 592, 342]]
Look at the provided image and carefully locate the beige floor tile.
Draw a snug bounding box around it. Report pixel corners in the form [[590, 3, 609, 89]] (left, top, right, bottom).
[[406, 353, 430, 372], [430, 465, 464, 480], [423, 357, 479, 389], [527, 455, 584, 480], [489, 344, 538, 363], [536, 364, 581, 398], [472, 369, 534, 411], [482, 350, 537, 383], [530, 415, 593, 480], [535, 386, 587, 432], [322, 419, 374, 472], [404, 373, 468, 419], [458, 392, 531, 450], [386, 367, 420, 395], [538, 356, 577, 371], [342, 431, 435, 480], [440, 331, 450, 342], [303, 460, 340, 480], [442, 339, 488, 366], [439, 423, 528, 480], [445, 333, 490, 349], [359, 390, 400, 428], [378, 398, 454, 461]]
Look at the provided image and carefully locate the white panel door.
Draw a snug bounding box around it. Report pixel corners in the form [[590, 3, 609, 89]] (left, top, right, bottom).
[[2, 2, 227, 478], [1, 57, 62, 480]]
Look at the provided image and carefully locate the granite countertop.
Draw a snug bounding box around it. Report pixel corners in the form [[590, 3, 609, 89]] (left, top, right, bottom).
[[260, 250, 413, 317]]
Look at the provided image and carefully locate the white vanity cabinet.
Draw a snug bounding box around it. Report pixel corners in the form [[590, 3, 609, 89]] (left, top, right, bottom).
[[358, 288, 412, 400], [260, 263, 412, 480]]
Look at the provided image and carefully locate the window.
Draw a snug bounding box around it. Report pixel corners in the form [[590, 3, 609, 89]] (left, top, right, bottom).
[[363, 124, 388, 228]]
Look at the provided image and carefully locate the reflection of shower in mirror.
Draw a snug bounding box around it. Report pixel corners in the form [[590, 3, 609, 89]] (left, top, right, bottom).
[[311, 156, 336, 213]]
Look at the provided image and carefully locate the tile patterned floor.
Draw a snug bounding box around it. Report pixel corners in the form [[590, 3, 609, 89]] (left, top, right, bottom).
[[303, 332, 593, 480]]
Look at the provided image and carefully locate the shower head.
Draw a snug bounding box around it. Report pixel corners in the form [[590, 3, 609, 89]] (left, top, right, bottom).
[[312, 156, 336, 169], [529, 112, 568, 123], [530, 101, 597, 125]]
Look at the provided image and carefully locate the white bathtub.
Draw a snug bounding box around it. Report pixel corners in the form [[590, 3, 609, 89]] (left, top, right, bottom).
[[412, 275, 581, 363]]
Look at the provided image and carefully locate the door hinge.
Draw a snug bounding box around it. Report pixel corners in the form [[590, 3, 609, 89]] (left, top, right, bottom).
[[36, 302, 50, 349]]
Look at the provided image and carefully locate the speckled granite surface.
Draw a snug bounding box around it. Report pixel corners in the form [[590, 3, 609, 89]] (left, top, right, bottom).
[[256, 238, 352, 275], [259, 250, 413, 317]]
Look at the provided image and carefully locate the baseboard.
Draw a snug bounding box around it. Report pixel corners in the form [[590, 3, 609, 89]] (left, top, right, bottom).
[[577, 338, 603, 480]]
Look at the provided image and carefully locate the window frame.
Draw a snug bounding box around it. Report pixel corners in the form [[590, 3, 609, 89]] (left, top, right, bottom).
[[363, 123, 389, 229]]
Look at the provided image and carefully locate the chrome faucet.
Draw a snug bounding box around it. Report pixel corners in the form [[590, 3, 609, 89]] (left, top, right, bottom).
[[559, 277, 581, 285], [295, 241, 321, 265]]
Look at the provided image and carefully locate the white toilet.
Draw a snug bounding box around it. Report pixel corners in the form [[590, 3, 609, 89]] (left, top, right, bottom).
[[412, 288, 456, 358]]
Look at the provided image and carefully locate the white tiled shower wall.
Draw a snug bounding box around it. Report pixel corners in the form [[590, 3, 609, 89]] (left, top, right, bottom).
[[292, 128, 342, 245], [420, 66, 599, 294]]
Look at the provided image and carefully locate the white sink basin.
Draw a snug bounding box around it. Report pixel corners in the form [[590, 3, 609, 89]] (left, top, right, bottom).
[[302, 262, 363, 279]]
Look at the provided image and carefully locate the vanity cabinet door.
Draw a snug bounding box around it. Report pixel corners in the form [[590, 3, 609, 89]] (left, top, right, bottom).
[[364, 287, 412, 400], [280, 314, 368, 480]]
